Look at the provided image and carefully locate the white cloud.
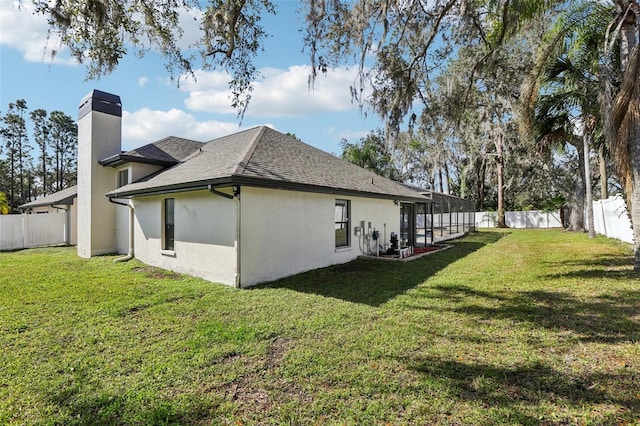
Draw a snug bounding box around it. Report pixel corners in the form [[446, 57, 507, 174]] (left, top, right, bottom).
[[138, 77, 149, 87], [0, 1, 76, 65], [181, 65, 369, 118], [122, 108, 244, 150], [330, 127, 371, 143], [175, 6, 204, 50]]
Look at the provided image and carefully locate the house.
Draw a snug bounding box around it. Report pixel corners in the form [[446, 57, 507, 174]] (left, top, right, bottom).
[[76, 90, 434, 287], [18, 185, 78, 245]]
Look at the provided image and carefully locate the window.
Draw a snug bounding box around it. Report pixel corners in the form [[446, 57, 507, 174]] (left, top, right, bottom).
[[163, 198, 175, 251], [335, 199, 350, 247], [117, 169, 129, 188]]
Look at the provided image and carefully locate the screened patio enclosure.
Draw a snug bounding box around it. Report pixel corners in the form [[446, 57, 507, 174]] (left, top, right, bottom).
[[400, 191, 475, 247]]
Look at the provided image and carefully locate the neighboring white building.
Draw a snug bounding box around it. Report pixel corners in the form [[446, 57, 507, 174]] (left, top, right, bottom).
[[71, 90, 436, 287], [18, 185, 78, 246]]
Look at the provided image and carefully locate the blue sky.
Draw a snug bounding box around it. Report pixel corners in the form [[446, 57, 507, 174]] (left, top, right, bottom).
[[0, 1, 383, 155]]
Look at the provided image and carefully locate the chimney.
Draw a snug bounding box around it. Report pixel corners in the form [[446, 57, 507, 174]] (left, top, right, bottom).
[[77, 90, 122, 258]]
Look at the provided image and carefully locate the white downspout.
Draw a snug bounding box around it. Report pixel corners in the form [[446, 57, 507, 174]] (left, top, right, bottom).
[[113, 199, 134, 263], [235, 188, 241, 288]]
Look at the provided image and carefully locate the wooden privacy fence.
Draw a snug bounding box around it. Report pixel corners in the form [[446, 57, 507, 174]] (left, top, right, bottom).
[[0, 212, 69, 251]]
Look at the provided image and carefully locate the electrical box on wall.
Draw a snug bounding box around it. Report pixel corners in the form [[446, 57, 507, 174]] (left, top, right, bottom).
[[354, 226, 361, 236]]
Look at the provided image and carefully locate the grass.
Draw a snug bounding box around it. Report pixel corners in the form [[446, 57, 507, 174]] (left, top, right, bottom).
[[0, 229, 638, 425]]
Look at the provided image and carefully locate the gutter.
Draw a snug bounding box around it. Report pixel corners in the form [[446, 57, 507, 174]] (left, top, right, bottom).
[[110, 176, 431, 204], [109, 197, 134, 263], [208, 183, 234, 199]]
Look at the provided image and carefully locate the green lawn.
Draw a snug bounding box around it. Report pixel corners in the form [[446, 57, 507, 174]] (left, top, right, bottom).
[[1, 229, 638, 425]]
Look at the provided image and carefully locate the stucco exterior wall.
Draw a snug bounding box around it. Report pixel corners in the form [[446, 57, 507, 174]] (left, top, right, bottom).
[[239, 187, 400, 287], [132, 189, 238, 285], [131, 163, 164, 182], [77, 110, 119, 257]]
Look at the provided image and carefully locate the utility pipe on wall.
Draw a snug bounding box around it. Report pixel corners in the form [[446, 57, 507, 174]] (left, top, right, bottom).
[[109, 197, 134, 263], [207, 184, 242, 288]]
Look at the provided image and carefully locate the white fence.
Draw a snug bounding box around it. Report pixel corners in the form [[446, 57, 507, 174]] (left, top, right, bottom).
[[475, 210, 562, 229], [0, 212, 69, 251], [476, 196, 634, 245], [593, 195, 633, 244]]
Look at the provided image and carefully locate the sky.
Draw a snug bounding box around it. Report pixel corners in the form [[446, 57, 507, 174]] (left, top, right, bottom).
[[0, 1, 382, 155]]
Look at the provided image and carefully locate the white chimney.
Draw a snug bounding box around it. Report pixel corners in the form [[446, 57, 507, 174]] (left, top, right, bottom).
[[77, 90, 122, 258]]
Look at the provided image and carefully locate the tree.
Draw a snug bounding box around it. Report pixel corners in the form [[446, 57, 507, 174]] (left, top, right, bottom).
[[48, 111, 78, 191], [30, 0, 276, 118], [606, 1, 640, 271], [1, 100, 31, 211], [0, 191, 9, 215], [30, 109, 52, 196], [522, 0, 639, 269], [340, 131, 398, 180]]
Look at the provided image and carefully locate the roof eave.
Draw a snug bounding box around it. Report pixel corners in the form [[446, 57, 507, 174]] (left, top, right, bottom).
[[18, 194, 77, 209], [106, 176, 432, 203], [98, 154, 178, 168]]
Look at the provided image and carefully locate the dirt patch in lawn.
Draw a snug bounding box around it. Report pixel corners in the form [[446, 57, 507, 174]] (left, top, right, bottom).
[[132, 266, 182, 280], [210, 336, 310, 419]]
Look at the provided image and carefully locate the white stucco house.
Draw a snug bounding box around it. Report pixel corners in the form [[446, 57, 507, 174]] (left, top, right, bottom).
[[76, 90, 434, 287]]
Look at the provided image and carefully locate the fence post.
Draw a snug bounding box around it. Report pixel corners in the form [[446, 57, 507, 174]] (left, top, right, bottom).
[[599, 199, 608, 238], [21, 214, 26, 249]]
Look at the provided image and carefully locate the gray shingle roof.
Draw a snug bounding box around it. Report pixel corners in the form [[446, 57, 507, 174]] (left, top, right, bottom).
[[99, 136, 204, 166], [19, 185, 78, 209], [106, 126, 429, 202]]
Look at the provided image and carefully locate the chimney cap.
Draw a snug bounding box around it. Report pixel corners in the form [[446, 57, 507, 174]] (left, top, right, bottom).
[[78, 90, 122, 120]]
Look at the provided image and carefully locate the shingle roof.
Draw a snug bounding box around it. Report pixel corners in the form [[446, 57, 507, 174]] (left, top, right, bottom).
[[19, 185, 78, 209], [99, 136, 204, 167], [106, 126, 429, 202]]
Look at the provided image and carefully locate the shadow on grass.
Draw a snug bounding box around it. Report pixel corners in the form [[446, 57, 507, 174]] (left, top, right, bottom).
[[400, 355, 639, 424], [542, 252, 639, 282], [426, 284, 640, 343], [46, 389, 216, 426], [258, 231, 505, 306]]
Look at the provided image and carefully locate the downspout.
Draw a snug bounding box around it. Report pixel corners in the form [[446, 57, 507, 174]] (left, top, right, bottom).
[[208, 184, 241, 288], [109, 197, 134, 263], [52, 204, 70, 245], [236, 187, 241, 289]]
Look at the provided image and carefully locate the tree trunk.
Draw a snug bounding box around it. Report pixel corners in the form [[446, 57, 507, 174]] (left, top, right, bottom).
[[567, 140, 586, 232], [630, 125, 640, 272], [476, 157, 486, 211], [495, 133, 507, 228], [9, 146, 15, 212], [616, 2, 639, 272], [598, 144, 608, 199], [444, 161, 451, 195], [584, 132, 595, 238]]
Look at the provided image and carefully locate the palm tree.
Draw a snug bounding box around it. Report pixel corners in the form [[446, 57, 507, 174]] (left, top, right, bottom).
[[534, 83, 588, 232], [529, 2, 607, 235], [605, 1, 640, 271]]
